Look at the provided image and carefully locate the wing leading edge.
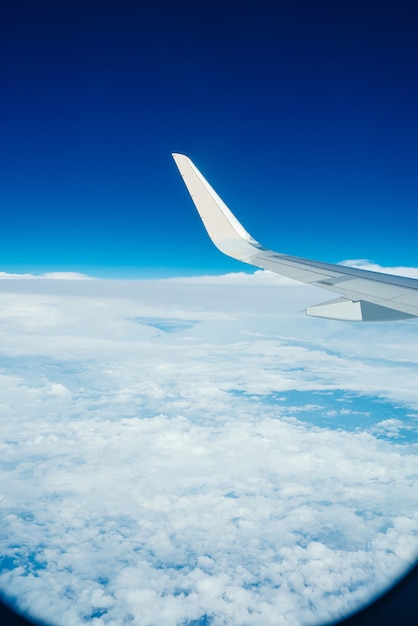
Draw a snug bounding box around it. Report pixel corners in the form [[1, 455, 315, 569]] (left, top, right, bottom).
[[172, 153, 418, 322]]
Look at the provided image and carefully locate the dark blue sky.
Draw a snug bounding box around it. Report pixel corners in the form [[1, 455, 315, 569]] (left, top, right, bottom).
[[1, 1, 417, 277]]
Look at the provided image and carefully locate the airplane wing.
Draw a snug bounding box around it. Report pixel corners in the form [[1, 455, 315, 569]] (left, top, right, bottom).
[[172, 153, 418, 322]]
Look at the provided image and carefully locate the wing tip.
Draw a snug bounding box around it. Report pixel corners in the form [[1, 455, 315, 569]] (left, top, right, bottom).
[[172, 152, 188, 161]]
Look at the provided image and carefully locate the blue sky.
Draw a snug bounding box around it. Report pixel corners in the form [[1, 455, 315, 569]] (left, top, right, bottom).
[[1, 1, 418, 277]]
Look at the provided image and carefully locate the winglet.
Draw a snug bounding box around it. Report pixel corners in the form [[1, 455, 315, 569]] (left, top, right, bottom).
[[172, 153, 264, 262], [172, 154, 418, 322]]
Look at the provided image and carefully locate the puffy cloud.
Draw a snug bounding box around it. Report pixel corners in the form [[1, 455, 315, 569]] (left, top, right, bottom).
[[0, 270, 418, 626]]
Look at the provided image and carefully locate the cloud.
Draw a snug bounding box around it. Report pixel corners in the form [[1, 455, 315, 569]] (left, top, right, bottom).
[[340, 260, 418, 279], [0, 271, 92, 280], [170, 270, 300, 286], [0, 270, 418, 626]]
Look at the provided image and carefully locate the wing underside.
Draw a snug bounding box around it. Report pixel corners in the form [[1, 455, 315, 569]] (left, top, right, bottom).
[[172, 153, 418, 321]]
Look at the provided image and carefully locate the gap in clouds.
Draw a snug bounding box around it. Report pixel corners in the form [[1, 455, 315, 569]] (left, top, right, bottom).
[[227, 388, 418, 444], [132, 317, 200, 333]]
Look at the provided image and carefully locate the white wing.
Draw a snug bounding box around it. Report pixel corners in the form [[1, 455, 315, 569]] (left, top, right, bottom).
[[172, 153, 418, 322]]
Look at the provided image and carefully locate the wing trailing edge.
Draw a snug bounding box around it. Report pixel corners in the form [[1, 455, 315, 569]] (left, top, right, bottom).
[[172, 153, 418, 322]]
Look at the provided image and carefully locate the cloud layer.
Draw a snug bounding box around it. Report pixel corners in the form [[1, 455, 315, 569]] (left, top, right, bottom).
[[0, 270, 418, 626]]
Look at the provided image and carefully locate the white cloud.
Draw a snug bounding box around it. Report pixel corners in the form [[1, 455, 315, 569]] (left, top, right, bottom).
[[170, 270, 299, 286], [0, 270, 418, 626], [0, 271, 92, 280], [340, 260, 418, 279]]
